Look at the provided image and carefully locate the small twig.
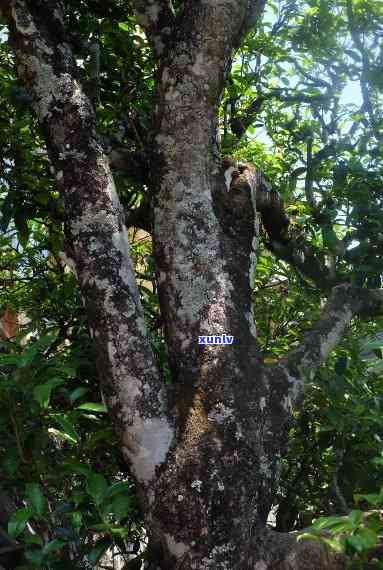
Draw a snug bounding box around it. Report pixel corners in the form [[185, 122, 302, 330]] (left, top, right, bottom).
[[10, 412, 28, 464], [331, 449, 348, 515], [304, 137, 315, 208]]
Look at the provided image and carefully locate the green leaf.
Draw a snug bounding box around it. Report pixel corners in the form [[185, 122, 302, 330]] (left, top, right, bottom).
[[297, 531, 323, 543], [89, 523, 112, 532], [322, 226, 339, 249], [87, 473, 108, 505], [361, 339, 383, 352], [25, 549, 44, 565], [48, 428, 77, 444], [33, 377, 65, 408], [354, 492, 382, 506], [62, 461, 91, 477], [358, 527, 379, 549], [55, 415, 79, 443], [369, 360, 383, 373], [42, 538, 67, 555], [20, 334, 56, 367], [348, 509, 363, 526], [0, 354, 21, 367], [3, 446, 21, 476], [346, 528, 378, 553], [104, 481, 132, 499], [76, 402, 107, 413], [312, 515, 345, 530], [8, 507, 34, 538], [26, 483, 46, 516], [109, 494, 132, 520], [324, 521, 351, 533], [72, 511, 83, 529], [68, 386, 89, 402], [58, 365, 77, 378], [118, 22, 130, 31], [24, 533, 44, 546], [87, 428, 115, 448]]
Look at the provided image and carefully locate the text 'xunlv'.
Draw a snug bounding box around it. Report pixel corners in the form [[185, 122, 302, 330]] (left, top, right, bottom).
[[198, 335, 234, 345]]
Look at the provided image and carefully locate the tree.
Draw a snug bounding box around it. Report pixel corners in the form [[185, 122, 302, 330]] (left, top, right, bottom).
[[0, 0, 382, 568]]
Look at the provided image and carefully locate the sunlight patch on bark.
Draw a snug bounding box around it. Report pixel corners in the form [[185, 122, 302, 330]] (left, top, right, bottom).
[[164, 533, 189, 558], [123, 416, 174, 483], [319, 307, 353, 361]]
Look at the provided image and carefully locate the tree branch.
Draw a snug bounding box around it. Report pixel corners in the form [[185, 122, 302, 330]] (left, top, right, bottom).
[[180, 0, 266, 56], [304, 137, 316, 208], [240, 0, 267, 38], [346, 0, 382, 142], [271, 239, 334, 290], [286, 284, 383, 382], [230, 89, 329, 139], [221, 159, 339, 289], [4, 0, 173, 485], [248, 169, 336, 290]]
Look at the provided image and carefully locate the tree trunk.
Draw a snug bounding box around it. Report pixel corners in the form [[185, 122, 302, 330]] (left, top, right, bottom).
[[3, 0, 383, 567]]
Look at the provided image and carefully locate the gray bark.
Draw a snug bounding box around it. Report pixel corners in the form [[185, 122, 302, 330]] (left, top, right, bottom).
[[3, 0, 383, 568]]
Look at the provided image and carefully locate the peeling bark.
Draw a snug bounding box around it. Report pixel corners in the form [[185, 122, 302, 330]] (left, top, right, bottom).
[[3, 1, 382, 568]]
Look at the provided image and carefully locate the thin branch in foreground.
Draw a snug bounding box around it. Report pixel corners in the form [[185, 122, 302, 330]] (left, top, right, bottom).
[[286, 284, 383, 379]]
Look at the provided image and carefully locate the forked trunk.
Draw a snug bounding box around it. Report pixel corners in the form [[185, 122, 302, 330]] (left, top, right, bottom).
[[3, 1, 359, 568]]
